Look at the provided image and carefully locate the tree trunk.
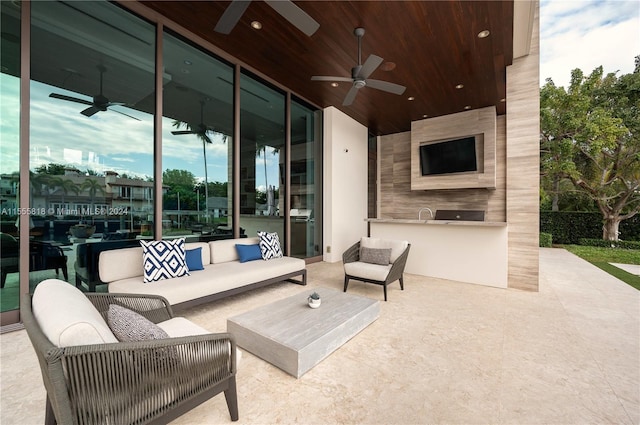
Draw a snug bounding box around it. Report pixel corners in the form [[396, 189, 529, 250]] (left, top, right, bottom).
[[602, 217, 621, 241], [551, 177, 560, 212]]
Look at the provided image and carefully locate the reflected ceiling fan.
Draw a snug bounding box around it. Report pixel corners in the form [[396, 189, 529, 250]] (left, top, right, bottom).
[[214, 0, 319, 36], [311, 27, 406, 106], [49, 65, 140, 121], [171, 100, 215, 144]]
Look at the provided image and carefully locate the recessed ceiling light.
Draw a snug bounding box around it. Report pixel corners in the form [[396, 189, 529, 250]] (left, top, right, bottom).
[[330, 82, 339, 87], [380, 62, 396, 71], [422, 114, 428, 118], [464, 105, 471, 110], [477, 30, 490, 38], [183, 60, 192, 65], [251, 21, 262, 30], [500, 98, 506, 102], [408, 96, 415, 101], [455, 84, 464, 89]]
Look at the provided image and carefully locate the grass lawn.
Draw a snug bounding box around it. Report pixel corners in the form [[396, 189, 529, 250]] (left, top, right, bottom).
[[563, 245, 640, 290]]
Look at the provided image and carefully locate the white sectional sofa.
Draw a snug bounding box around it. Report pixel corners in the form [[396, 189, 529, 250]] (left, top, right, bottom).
[[99, 237, 307, 310]]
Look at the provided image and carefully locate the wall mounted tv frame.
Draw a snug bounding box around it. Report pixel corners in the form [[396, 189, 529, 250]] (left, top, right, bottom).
[[419, 136, 478, 176]]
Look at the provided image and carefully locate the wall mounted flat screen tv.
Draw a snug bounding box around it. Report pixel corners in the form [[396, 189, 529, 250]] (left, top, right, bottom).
[[419, 136, 478, 176]]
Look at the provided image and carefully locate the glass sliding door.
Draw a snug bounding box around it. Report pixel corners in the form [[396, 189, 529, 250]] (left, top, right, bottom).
[[290, 98, 322, 258], [0, 0, 21, 314], [239, 72, 285, 243], [161, 31, 234, 241], [29, 0, 155, 292]]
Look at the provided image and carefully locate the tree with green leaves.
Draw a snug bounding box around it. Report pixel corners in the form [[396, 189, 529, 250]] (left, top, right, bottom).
[[81, 178, 105, 209], [540, 58, 640, 241]]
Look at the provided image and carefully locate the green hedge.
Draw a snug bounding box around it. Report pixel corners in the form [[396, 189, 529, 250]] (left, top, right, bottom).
[[578, 238, 640, 249], [540, 212, 640, 244], [539, 232, 553, 247]]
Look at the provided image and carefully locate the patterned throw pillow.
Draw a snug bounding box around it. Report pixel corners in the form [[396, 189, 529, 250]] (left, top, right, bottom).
[[141, 239, 189, 283], [360, 247, 392, 265], [257, 231, 283, 260], [107, 304, 169, 342]]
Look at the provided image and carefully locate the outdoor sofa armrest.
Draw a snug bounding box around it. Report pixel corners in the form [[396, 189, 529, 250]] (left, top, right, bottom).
[[86, 292, 174, 324], [342, 241, 360, 264]]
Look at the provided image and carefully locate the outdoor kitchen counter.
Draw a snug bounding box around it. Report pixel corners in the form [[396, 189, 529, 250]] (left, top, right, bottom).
[[366, 218, 508, 288]]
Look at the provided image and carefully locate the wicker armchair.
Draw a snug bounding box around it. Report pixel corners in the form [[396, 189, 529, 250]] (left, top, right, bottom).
[[343, 238, 411, 301], [21, 287, 239, 425]]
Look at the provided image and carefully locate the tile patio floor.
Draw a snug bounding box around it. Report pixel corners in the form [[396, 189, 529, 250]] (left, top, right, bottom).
[[1, 247, 638, 424]]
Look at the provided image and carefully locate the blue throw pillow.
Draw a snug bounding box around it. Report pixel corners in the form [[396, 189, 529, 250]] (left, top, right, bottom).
[[236, 244, 262, 263], [185, 247, 204, 271]]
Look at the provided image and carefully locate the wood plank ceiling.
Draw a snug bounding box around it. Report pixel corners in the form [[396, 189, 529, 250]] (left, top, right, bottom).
[[141, 0, 513, 136]]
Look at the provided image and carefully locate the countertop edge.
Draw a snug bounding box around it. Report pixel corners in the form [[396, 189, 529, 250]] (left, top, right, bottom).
[[366, 218, 508, 227]]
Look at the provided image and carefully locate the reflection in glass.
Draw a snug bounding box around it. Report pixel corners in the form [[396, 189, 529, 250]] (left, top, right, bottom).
[[162, 31, 233, 239], [29, 0, 155, 292], [0, 0, 21, 312], [290, 98, 323, 258], [239, 72, 285, 242]]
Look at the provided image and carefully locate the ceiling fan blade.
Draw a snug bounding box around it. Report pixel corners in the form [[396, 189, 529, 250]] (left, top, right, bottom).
[[172, 130, 196, 135], [343, 85, 359, 106], [81, 106, 101, 117], [49, 93, 93, 106], [358, 54, 384, 79], [366, 79, 407, 95], [214, 0, 251, 34], [311, 76, 352, 82], [265, 0, 320, 36], [109, 108, 141, 121]]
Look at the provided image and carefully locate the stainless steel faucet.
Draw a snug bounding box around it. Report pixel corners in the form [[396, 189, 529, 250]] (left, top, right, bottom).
[[418, 207, 434, 220]]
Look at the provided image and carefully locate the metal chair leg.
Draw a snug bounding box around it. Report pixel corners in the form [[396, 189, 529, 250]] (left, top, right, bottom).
[[343, 276, 349, 292]]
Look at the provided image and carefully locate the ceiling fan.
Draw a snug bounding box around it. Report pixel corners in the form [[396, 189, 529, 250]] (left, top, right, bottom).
[[214, 0, 319, 37], [171, 100, 215, 144], [311, 27, 407, 106], [49, 65, 139, 121]]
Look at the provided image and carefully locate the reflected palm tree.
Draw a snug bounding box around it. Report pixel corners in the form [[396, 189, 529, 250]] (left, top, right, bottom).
[[48, 177, 80, 210], [81, 178, 105, 221], [172, 100, 226, 223]]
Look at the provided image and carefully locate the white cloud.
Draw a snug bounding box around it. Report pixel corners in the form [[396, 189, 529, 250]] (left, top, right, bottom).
[[540, 0, 639, 87]]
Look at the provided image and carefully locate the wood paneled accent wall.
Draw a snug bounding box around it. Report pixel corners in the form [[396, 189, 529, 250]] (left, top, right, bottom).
[[379, 116, 506, 222], [505, 6, 540, 291]]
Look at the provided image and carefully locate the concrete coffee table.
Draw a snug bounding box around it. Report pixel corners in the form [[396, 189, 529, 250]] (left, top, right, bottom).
[[227, 288, 380, 378]]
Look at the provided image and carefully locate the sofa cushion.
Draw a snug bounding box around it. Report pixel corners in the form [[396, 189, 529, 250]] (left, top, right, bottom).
[[185, 248, 204, 271], [107, 304, 169, 342], [236, 244, 262, 263], [360, 247, 392, 265], [141, 239, 190, 283], [360, 237, 408, 263], [32, 279, 118, 347], [257, 231, 283, 260]]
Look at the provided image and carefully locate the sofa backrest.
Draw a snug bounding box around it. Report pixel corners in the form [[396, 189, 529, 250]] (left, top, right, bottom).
[[99, 241, 217, 282], [210, 237, 260, 264]]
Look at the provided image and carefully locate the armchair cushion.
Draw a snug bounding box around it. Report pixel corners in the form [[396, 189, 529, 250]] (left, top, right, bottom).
[[32, 279, 118, 347], [361, 237, 408, 263], [344, 261, 392, 281], [360, 247, 392, 265], [107, 304, 169, 342]]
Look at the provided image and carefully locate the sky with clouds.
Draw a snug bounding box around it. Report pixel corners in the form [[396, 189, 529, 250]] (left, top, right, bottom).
[[539, 0, 639, 88]]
